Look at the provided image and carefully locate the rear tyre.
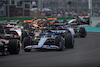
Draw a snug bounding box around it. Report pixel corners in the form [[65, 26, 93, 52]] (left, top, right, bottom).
[[8, 39, 20, 54], [65, 33, 74, 48], [79, 27, 87, 37]]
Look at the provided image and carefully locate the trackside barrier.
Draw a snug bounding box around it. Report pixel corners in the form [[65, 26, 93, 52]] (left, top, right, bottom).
[[0, 17, 89, 23], [91, 17, 100, 27]]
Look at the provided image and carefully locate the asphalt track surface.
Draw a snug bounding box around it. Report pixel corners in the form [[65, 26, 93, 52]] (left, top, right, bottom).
[[0, 32, 100, 67]]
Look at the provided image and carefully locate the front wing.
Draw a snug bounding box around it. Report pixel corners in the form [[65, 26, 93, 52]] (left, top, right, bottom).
[[25, 45, 59, 49]]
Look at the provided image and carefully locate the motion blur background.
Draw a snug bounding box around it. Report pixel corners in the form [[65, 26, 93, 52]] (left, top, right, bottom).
[[0, 0, 100, 18]]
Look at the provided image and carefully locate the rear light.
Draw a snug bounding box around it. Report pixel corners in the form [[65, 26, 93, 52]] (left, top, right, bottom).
[[79, 27, 82, 31], [79, 27, 85, 31]]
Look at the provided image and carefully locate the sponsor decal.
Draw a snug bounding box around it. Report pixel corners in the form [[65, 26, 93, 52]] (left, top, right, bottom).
[[43, 45, 59, 49], [51, 30, 66, 34]]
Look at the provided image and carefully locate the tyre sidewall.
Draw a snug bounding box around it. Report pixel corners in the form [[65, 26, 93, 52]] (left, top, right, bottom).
[[8, 39, 20, 54]]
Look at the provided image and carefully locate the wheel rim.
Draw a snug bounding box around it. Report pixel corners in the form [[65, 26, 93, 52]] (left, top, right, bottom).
[[16, 40, 20, 53], [59, 41, 62, 49], [59, 39, 65, 50]]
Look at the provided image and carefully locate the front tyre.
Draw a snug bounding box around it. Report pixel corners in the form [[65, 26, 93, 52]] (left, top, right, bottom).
[[22, 37, 32, 48], [22, 37, 32, 52], [55, 36, 65, 51]]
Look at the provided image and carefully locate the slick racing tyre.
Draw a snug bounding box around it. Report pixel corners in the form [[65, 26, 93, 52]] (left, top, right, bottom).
[[22, 37, 32, 48], [65, 33, 74, 48], [8, 39, 20, 54], [22, 37, 32, 52], [79, 27, 87, 37], [55, 36, 65, 51], [21, 31, 28, 42]]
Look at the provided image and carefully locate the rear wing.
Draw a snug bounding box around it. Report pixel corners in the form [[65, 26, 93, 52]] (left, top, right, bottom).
[[47, 18, 57, 20], [24, 20, 33, 23], [24, 18, 57, 23]]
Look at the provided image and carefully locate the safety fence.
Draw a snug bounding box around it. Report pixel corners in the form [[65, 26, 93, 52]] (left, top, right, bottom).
[[0, 0, 100, 18]]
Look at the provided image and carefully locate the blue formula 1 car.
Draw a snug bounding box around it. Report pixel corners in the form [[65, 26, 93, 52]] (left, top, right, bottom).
[[22, 24, 74, 52]]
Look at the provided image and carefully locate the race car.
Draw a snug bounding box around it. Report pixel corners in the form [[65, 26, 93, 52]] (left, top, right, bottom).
[[62, 23, 87, 37], [68, 16, 89, 25], [62, 17, 87, 37], [22, 22, 74, 52], [0, 24, 20, 56], [0, 21, 22, 40], [21, 23, 39, 42], [0, 24, 21, 55], [0, 34, 20, 56], [21, 18, 55, 42]]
